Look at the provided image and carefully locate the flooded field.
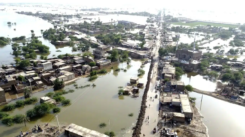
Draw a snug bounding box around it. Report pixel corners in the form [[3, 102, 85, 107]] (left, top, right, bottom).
[[0, 11, 82, 65], [0, 60, 150, 137]]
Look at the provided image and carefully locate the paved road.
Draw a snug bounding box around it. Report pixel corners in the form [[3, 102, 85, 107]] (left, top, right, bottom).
[[140, 11, 163, 137]]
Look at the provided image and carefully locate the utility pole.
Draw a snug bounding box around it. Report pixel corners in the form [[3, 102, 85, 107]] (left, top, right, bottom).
[[56, 115, 60, 132], [200, 94, 203, 110]]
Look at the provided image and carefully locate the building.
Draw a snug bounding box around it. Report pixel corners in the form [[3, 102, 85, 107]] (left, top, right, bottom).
[[180, 94, 193, 119], [96, 58, 111, 67], [176, 49, 202, 61], [130, 77, 139, 84], [93, 45, 110, 59], [57, 71, 75, 82], [170, 81, 185, 91], [38, 62, 53, 71], [162, 65, 175, 79], [0, 87, 6, 104], [173, 112, 185, 123], [40, 96, 56, 104], [65, 123, 109, 137]]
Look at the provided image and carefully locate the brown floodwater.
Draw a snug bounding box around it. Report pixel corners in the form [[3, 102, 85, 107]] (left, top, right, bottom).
[[0, 60, 150, 137]]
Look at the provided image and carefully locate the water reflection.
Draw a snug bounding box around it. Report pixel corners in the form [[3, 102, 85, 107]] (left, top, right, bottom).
[[181, 73, 216, 92]]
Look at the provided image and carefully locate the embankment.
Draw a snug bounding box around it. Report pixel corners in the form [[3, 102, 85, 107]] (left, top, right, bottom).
[[132, 58, 154, 137], [193, 88, 245, 107]]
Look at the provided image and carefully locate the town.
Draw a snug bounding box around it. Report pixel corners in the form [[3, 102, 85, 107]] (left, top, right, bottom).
[[1, 2, 245, 137]]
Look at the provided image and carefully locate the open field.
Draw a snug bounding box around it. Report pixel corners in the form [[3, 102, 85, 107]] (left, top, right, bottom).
[[171, 21, 239, 28]]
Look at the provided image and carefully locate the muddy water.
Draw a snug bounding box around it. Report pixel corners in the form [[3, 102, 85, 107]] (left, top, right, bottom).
[[190, 92, 245, 137], [0, 11, 82, 65], [180, 73, 217, 92], [0, 60, 150, 137]]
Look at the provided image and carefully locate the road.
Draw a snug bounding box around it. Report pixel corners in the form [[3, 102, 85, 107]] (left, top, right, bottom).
[[140, 11, 163, 137]]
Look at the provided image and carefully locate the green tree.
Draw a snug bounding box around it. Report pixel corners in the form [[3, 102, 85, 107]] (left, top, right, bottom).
[[104, 131, 115, 137], [2, 104, 15, 111], [53, 79, 64, 90], [26, 109, 36, 119], [15, 100, 25, 108], [53, 107, 61, 113], [221, 73, 233, 82], [185, 85, 193, 92], [33, 103, 51, 117], [110, 49, 119, 62], [24, 88, 31, 98], [2, 116, 14, 126], [89, 62, 96, 66], [13, 114, 25, 124], [61, 99, 71, 106], [19, 60, 30, 69], [0, 112, 9, 119]]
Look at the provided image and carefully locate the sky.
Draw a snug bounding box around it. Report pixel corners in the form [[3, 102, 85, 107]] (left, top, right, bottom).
[[1, 0, 245, 11]]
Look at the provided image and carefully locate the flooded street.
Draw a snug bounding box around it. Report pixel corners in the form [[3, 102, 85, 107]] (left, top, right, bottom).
[[0, 60, 150, 137]]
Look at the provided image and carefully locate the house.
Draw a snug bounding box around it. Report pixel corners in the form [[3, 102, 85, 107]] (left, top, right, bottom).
[[173, 112, 185, 123], [82, 65, 91, 74], [137, 82, 144, 88], [211, 64, 223, 71], [123, 86, 133, 95], [130, 77, 139, 84], [170, 81, 185, 91], [96, 58, 111, 67], [40, 96, 56, 104], [83, 56, 95, 64], [38, 62, 53, 71], [57, 71, 75, 82], [162, 65, 175, 79], [176, 49, 202, 61], [36, 81, 44, 88], [180, 94, 193, 118], [58, 66, 72, 72], [72, 64, 82, 70], [0, 76, 17, 89], [0, 87, 6, 104], [65, 123, 109, 137], [132, 87, 139, 94], [53, 62, 66, 68], [93, 45, 110, 59]]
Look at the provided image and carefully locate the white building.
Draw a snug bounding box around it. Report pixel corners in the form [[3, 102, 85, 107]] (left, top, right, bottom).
[[39, 62, 53, 71]]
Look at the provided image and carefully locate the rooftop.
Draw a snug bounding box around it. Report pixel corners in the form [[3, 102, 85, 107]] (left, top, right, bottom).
[[65, 123, 109, 137]]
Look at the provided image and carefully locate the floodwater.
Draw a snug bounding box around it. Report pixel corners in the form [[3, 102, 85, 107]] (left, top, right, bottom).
[[178, 33, 205, 44], [180, 73, 217, 92], [0, 11, 82, 65], [0, 60, 150, 137], [190, 92, 245, 137]]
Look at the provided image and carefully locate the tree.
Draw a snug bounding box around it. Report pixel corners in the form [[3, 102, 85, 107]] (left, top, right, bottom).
[[61, 99, 71, 106], [19, 60, 30, 69], [185, 85, 193, 92], [31, 30, 34, 33], [24, 88, 31, 98], [53, 107, 61, 113], [0, 112, 9, 119], [104, 131, 115, 137], [240, 24, 245, 32], [26, 109, 36, 119], [15, 100, 25, 108], [110, 49, 119, 62], [33, 103, 51, 117], [221, 73, 233, 82], [13, 114, 25, 124], [53, 79, 64, 90], [2, 104, 15, 111], [2, 116, 14, 126], [89, 62, 96, 67]]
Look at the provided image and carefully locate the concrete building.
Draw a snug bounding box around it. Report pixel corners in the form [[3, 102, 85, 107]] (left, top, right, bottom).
[[176, 49, 202, 61], [130, 77, 139, 84], [96, 58, 111, 67], [93, 45, 110, 59], [38, 62, 53, 71], [180, 94, 193, 119], [65, 123, 109, 137], [162, 65, 175, 79], [173, 112, 185, 123], [0, 87, 6, 104]]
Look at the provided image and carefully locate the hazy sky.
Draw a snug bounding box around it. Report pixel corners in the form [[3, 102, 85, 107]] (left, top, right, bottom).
[[1, 0, 245, 11]]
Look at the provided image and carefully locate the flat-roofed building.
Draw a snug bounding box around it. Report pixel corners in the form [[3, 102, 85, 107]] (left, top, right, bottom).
[[162, 65, 175, 79], [173, 112, 185, 122], [38, 62, 53, 71], [180, 94, 193, 118], [176, 49, 202, 61], [65, 123, 109, 137]]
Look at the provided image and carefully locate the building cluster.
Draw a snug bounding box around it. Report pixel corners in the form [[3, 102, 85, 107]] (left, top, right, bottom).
[[0, 54, 112, 104]]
